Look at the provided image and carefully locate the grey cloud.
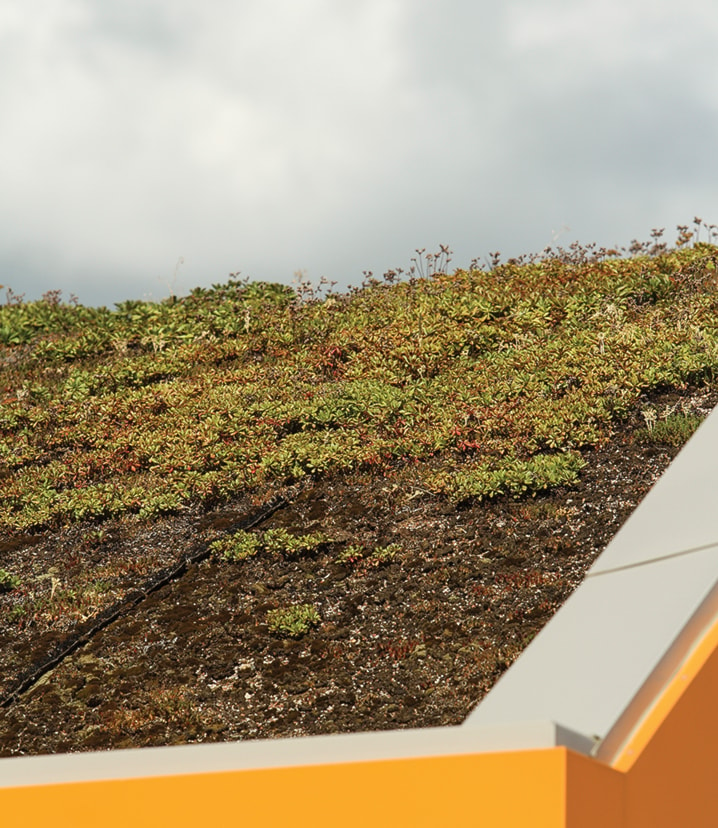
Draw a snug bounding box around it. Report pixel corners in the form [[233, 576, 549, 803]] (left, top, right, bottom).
[[1, 1, 717, 306]]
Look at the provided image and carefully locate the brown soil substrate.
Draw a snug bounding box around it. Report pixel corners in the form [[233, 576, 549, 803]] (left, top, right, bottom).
[[1, 386, 715, 757]]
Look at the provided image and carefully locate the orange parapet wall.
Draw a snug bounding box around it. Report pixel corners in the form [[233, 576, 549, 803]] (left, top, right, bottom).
[[1, 747, 626, 828], [614, 614, 718, 828]]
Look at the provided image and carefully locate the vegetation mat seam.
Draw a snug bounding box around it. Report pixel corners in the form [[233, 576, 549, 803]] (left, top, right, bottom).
[[0, 495, 289, 710]]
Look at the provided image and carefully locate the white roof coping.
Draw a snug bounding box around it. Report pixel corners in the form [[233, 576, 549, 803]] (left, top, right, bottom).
[[0, 720, 588, 788]]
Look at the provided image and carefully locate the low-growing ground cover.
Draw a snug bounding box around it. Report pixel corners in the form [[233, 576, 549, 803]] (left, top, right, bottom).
[[1, 231, 717, 755]]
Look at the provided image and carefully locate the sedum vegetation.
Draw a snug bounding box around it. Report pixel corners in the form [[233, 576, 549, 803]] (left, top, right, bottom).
[[210, 528, 328, 562], [2, 231, 718, 535], [266, 603, 321, 638]]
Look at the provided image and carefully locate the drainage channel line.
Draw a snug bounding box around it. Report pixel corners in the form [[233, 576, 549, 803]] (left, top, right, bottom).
[[0, 495, 289, 710]]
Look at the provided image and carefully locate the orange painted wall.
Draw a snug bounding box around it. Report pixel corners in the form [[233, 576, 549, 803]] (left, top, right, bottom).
[[614, 619, 718, 828], [2, 748, 568, 828], [565, 751, 624, 827]]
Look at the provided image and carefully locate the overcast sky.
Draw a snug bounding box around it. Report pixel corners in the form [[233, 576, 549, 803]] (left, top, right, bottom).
[[2, 0, 717, 307]]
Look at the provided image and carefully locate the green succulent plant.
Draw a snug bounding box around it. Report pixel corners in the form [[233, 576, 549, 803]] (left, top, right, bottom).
[[0, 569, 21, 593], [266, 604, 321, 638]]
